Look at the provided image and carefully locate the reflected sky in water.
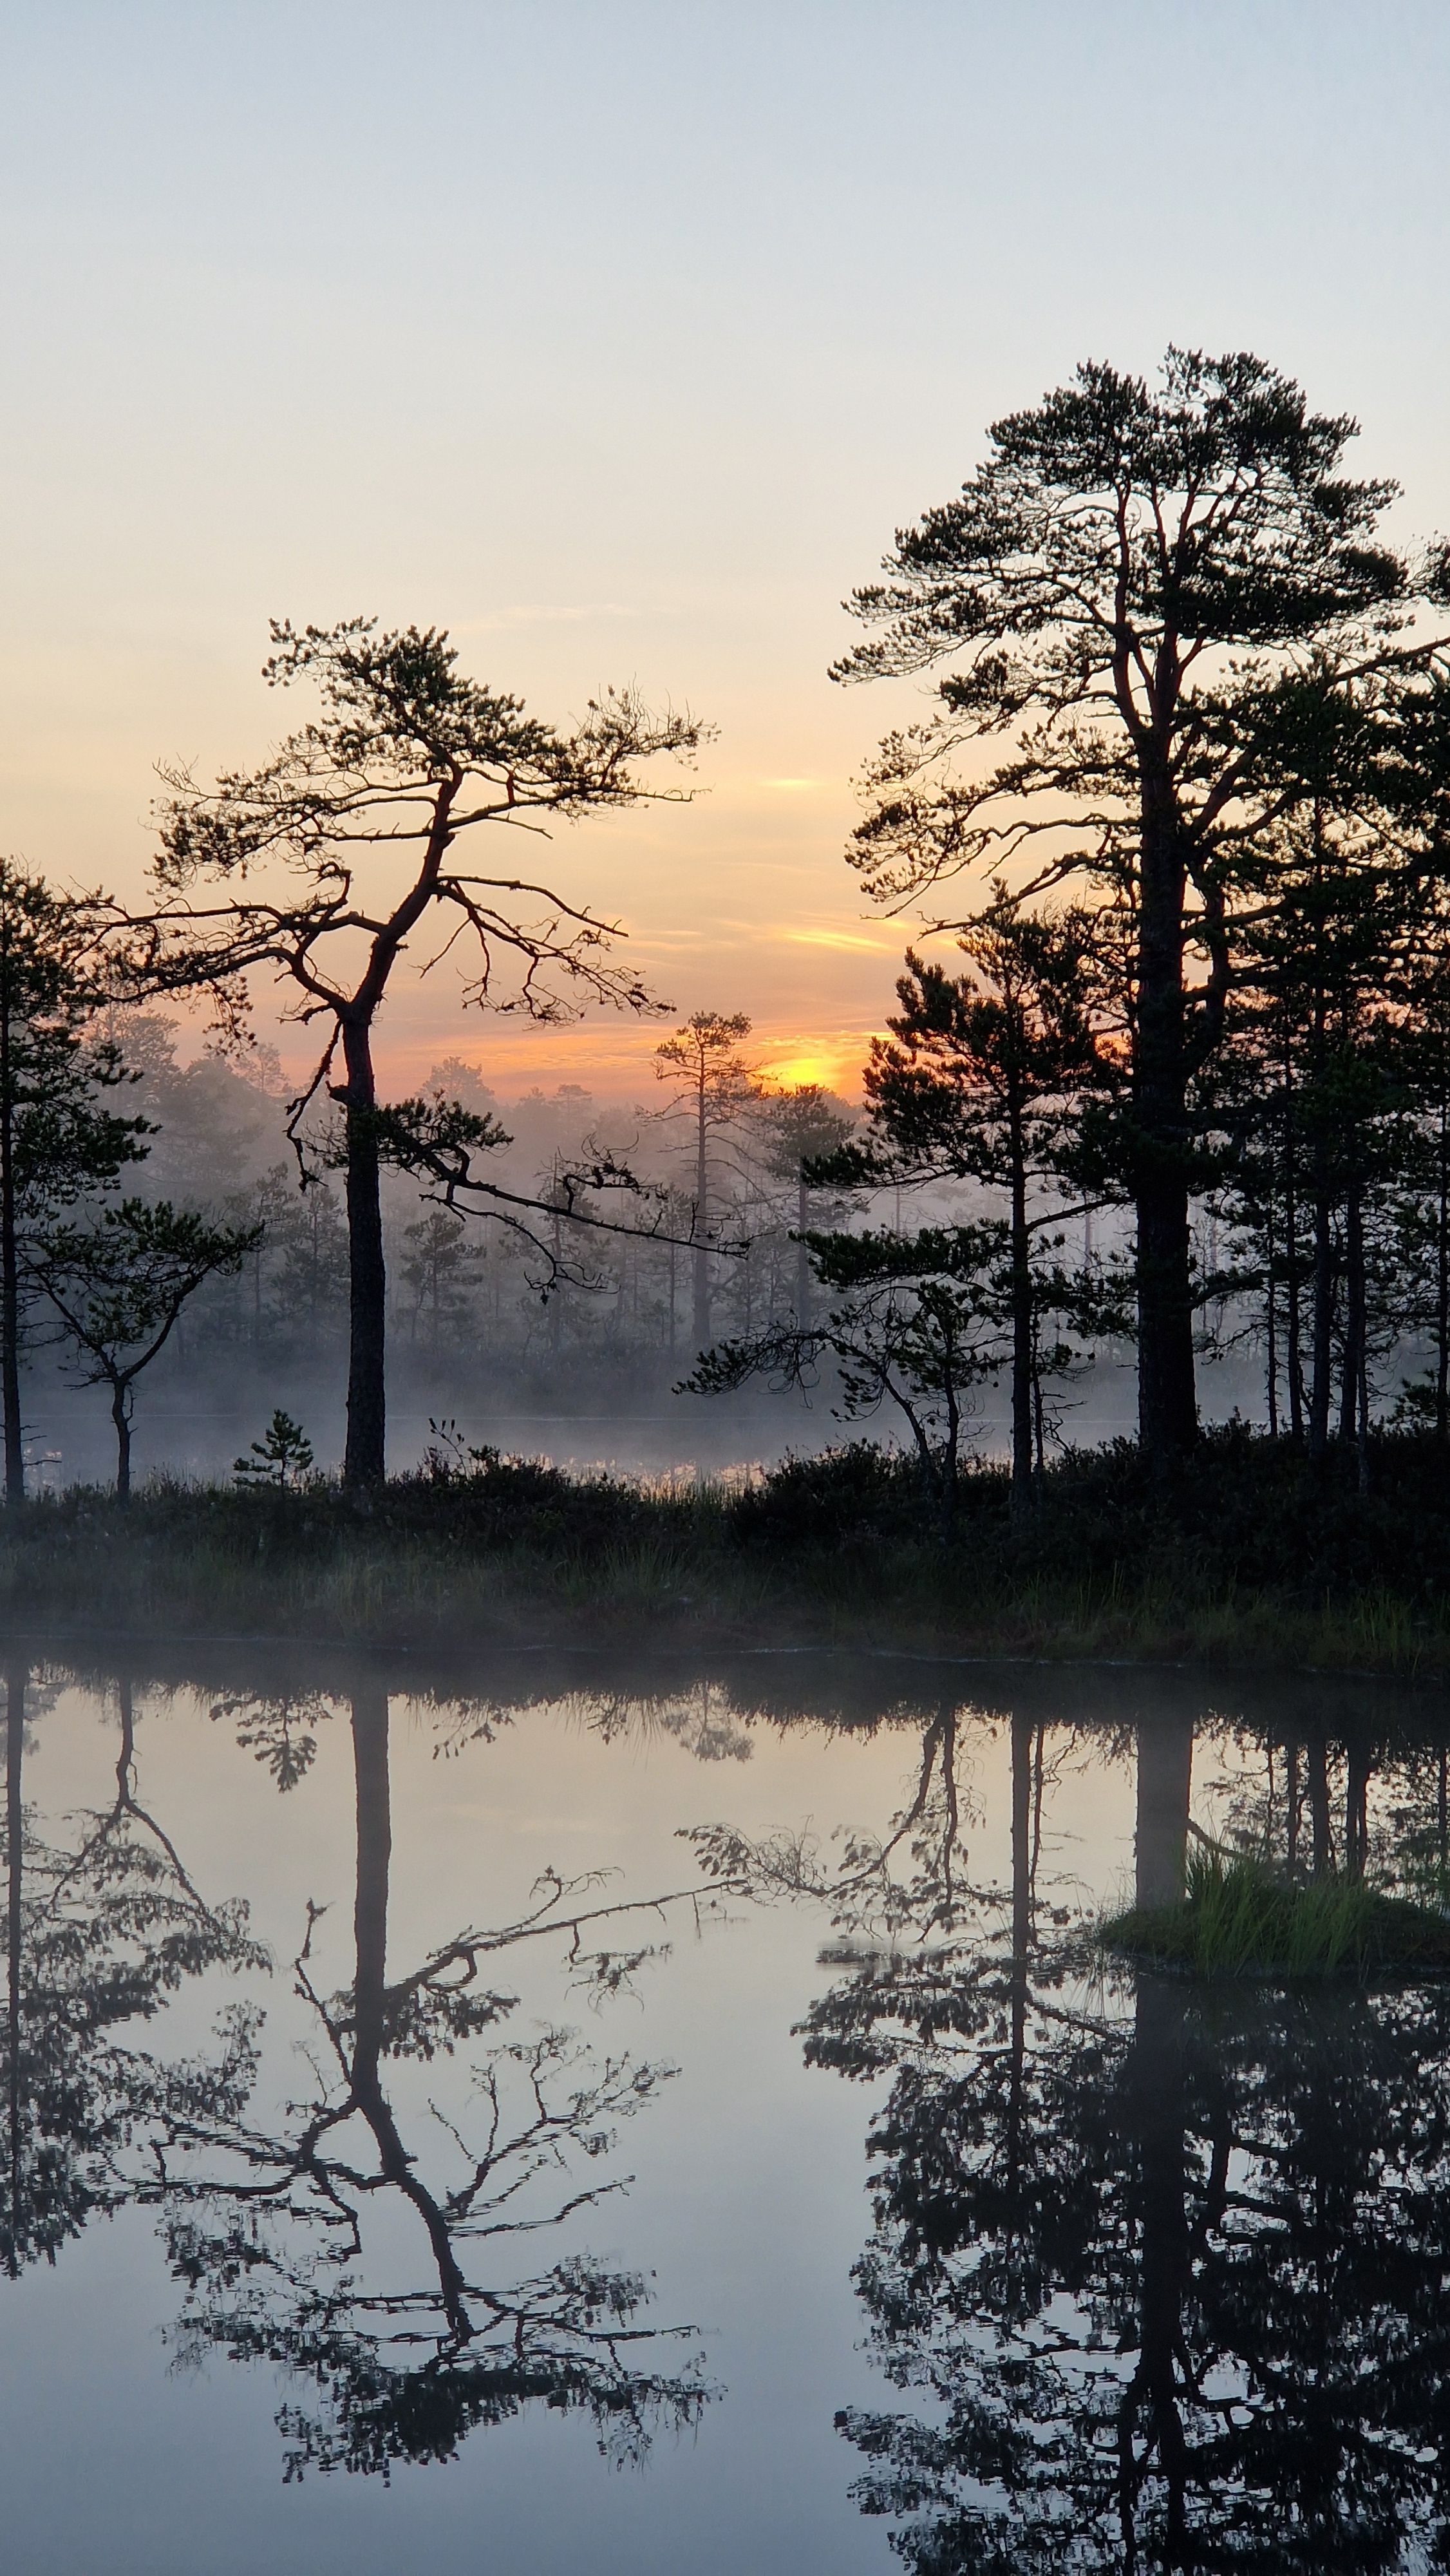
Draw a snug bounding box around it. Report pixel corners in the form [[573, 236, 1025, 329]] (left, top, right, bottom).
[[0, 1646, 1447, 2572]]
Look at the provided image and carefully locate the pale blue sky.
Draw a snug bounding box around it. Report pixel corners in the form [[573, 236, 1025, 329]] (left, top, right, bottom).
[[1, 0, 1446, 1090]]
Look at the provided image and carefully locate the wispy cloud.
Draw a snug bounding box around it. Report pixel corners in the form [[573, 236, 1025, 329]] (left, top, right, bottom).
[[782, 925, 900, 952]]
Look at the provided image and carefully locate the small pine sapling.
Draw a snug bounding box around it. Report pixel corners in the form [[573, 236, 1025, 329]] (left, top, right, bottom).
[[234, 1409, 316, 1490]]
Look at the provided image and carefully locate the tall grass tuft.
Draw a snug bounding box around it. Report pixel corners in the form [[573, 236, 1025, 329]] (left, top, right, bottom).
[[1102, 1846, 1450, 1981]]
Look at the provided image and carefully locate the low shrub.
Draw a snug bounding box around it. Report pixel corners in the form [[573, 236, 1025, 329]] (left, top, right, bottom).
[[726, 1442, 928, 1549]]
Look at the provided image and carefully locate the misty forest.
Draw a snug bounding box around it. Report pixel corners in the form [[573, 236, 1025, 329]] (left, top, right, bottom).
[[2, 354, 1450, 1657]]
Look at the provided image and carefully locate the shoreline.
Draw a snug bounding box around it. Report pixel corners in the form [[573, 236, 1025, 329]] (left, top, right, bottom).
[[5, 1539, 1448, 1687], [4, 1432, 1449, 1683]]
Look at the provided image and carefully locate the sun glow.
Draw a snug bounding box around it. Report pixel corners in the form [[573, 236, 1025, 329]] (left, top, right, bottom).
[[756, 1037, 875, 1097]]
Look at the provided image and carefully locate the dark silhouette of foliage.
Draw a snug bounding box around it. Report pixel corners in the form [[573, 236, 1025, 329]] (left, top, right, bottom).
[[835, 347, 1450, 1472], [147, 1685, 730, 2480], [0, 861, 150, 1501], [107, 619, 706, 1487], [30, 1198, 259, 1498], [0, 1667, 266, 2276]]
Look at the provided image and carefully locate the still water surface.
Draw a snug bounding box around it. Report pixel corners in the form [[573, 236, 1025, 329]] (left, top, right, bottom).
[[1, 1645, 1447, 2572]]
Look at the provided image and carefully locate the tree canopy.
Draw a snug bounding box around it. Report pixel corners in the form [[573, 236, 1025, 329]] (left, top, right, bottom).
[[835, 348, 1450, 1467], [109, 619, 705, 1484]]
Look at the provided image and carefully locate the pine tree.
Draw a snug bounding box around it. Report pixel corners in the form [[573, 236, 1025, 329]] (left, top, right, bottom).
[[0, 863, 149, 1502]]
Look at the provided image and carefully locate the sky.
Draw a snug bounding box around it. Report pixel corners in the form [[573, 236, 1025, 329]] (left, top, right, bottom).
[[1, 0, 1448, 1103]]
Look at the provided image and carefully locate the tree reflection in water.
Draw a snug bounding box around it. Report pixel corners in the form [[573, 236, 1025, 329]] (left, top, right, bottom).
[[750, 1703, 1450, 2573], [149, 1683, 714, 2481], [1, 1662, 264, 2275]]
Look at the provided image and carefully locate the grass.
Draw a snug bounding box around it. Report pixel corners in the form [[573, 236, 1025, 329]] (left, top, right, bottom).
[[2, 1426, 1450, 1667], [1102, 1847, 1450, 1981]]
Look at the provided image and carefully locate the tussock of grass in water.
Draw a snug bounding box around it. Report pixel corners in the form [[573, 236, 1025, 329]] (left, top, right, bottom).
[[1103, 1848, 1450, 1981]]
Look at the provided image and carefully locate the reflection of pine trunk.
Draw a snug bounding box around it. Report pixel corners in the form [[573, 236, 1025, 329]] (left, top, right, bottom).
[[1122, 1975, 1191, 2568], [1308, 1739, 1332, 1879], [116, 1674, 135, 1799], [1135, 1717, 1194, 1909], [350, 1687, 391, 2092], [1007, 1712, 1032, 2180], [1344, 1739, 1371, 1880], [342, 1029, 388, 1489], [348, 1688, 472, 2340], [6, 1661, 23, 2276]]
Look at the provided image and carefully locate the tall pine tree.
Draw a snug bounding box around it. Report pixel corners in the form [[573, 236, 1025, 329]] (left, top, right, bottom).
[[0, 864, 148, 1501]]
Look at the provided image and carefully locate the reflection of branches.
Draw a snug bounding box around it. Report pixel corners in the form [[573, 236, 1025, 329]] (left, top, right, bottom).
[[1, 1668, 267, 2277], [767, 1707, 1450, 2570], [833, 1965, 1450, 2573], [690, 1696, 986, 1942], [52, 1678, 231, 1919], [581, 1685, 754, 1766], [148, 1687, 728, 2479], [209, 1691, 336, 1793]]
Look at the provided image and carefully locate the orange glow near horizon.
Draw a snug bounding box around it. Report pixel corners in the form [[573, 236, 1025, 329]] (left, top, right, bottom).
[[0, 3, 1444, 1202], [350, 1016, 885, 1108]]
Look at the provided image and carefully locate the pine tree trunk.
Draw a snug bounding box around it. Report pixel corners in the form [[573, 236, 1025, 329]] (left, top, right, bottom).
[[692, 1083, 710, 1350], [0, 990, 22, 1508], [1133, 820, 1198, 1470], [1010, 1126, 1033, 1520], [342, 1023, 386, 1489], [111, 1382, 131, 1504], [1308, 1164, 1335, 1461], [1438, 1094, 1449, 1439], [1339, 1182, 1364, 1446], [1136, 1180, 1198, 1467], [1283, 1068, 1304, 1442], [1265, 1197, 1279, 1438]]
